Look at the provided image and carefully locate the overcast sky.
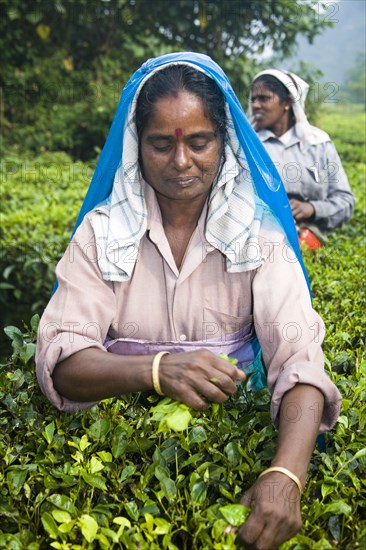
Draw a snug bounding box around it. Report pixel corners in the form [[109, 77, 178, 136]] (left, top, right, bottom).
[[282, 0, 365, 85]]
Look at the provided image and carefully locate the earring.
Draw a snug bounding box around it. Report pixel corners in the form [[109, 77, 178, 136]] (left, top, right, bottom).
[[284, 106, 290, 111]]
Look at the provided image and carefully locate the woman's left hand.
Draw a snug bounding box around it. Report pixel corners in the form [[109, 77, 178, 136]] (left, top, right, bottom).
[[236, 471, 302, 549], [289, 199, 315, 221]]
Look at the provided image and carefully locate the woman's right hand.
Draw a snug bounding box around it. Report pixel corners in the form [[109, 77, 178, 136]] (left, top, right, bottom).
[[289, 198, 315, 221], [158, 349, 245, 410]]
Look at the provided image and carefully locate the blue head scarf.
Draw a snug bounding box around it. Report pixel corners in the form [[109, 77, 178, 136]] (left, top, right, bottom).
[[68, 51, 310, 290]]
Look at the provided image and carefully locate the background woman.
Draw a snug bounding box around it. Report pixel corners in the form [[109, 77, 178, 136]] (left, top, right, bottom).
[[36, 53, 341, 549], [249, 69, 355, 245]]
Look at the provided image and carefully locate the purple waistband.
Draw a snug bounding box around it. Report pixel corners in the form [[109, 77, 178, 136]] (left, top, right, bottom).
[[104, 328, 258, 368]]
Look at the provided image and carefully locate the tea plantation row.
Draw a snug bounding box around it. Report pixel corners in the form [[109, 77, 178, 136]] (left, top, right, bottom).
[[0, 105, 365, 548]]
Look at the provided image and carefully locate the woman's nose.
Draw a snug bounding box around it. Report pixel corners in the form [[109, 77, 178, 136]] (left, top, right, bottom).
[[173, 143, 192, 170]]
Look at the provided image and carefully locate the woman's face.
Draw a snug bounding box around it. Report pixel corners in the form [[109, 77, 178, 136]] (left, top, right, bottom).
[[251, 81, 291, 134], [139, 90, 223, 203]]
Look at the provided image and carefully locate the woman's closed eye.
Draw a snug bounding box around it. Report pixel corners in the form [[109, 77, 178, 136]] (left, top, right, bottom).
[[148, 137, 173, 152], [189, 140, 209, 151], [154, 143, 172, 152], [189, 133, 217, 151], [151, 140, 210, 153]]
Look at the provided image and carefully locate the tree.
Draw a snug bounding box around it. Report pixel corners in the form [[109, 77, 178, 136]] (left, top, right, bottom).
[[0, 0, 334, 159], [342, 53, 366, 106]]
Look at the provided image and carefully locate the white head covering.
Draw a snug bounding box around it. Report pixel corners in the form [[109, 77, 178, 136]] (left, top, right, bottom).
[[64, 53, 310, 291], [248, 69, 330, 150], [89, 64, 275, 282]]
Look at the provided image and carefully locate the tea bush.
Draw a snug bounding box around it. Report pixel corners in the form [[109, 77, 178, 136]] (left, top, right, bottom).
[[0, 313, 365, 549], [0, 152, 91, 318], [0, 105, 365, 548], [316, 104, 366, 163]]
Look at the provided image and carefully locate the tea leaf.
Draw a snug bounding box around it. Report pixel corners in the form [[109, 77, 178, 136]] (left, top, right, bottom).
[[165, 407, 192, 432], [82, 472, 107, 491], [51, 510, 72, 523], [79, 514, 98, 542], [125, 501, 139, 521], [47, 494, 78, 515], [352, 447, 366, 461], [323, 501, 352, 516], [43, 421, 55, 444], [113, 516, 132, 528], [188, 426, 207, 445], [219, 504, 251, 526], [41, 512, 60, 539], [191, 480, 207, 504], [89, 456, 104, 474]]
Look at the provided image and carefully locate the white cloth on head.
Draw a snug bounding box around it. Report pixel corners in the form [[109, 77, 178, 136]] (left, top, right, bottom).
[[248, 69, 330, 150], [90, 64, 279, 282]]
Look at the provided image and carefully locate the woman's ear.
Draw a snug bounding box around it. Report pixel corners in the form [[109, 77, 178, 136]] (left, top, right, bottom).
[[284, 98, 293, 111]]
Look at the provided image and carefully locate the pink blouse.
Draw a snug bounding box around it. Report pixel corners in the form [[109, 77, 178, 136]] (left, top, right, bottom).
[[36, 191, 341, 431]]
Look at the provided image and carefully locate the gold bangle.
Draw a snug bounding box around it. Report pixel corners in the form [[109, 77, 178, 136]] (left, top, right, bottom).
[[151, 351, 170, 396], [258, 467, 303, 494]]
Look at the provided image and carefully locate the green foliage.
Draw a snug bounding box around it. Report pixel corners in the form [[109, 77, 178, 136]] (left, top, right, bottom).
[[0, 327, 274, 549], [1, 50, 135, 161], [0, 152, 90, 318], [0, 303, 365, 548], [301, 105, 366, 369], [341, 52, 366, 106], [0, 105, 365, 548], [316, 104, 366, 163]]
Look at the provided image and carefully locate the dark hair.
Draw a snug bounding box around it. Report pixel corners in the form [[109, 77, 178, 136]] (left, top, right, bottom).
[[251, 75, 290, 104], [135, 65, 226, 142]]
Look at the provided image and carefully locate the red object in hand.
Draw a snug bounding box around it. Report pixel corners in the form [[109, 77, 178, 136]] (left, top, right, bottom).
[[298, 227, 323, 249]]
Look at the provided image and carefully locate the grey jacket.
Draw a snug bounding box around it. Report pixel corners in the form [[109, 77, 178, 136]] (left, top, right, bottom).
[[256, 126, 355, 232]]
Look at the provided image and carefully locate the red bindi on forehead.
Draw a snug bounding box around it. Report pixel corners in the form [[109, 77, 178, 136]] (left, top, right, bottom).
[[174, 128, 183, 138]]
